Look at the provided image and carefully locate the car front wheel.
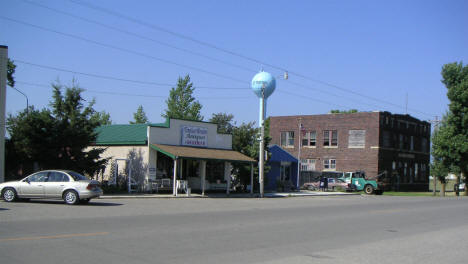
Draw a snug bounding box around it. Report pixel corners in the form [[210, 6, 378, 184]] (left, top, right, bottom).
[[2, 188, 17, 202], [64, 190, 79, 205]]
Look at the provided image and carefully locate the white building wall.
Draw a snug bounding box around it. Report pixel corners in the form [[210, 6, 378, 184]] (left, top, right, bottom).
[[89, 146, 148, 182], [149, 119, 232, 149]]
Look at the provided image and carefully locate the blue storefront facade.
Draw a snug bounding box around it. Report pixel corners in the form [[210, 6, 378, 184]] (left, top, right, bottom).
[[266, 145, 299, 191]]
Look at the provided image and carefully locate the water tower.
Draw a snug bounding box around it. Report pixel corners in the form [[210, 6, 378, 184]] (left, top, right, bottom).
[[251, 71, 276, 197], [251, 71, 276, 127]]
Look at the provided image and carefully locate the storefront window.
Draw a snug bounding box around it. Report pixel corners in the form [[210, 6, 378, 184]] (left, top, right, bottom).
[[206, 161, 225, 183]]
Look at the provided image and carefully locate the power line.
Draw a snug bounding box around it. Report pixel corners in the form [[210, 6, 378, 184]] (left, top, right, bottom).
[[68, 0, 435, 117], [14, 60, 249, 90], [14, 61, 389, 112], [68, 0, 282, 71], [0, 16, 248, 84], [20, 0, 257, 74], [15, 81, 251, 100], [276, 89, 359, 110], [287, 80, 384, 111]]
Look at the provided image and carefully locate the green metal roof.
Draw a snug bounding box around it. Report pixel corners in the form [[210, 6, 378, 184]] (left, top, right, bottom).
[[94, 120, 169, 146]]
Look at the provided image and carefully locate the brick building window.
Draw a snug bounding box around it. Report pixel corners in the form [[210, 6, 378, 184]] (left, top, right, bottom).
[[302, 131, 316, 147], [301, 159, 316, 171], [280, 131, 295, 147], [415, 163, 419, 181], [323, 130, 338, 147], [421, 138, 427, 153], [323, 159, 336, 170], [383, 131, 391, 147]]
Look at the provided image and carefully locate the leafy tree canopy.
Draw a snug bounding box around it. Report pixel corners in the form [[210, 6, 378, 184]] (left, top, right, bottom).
[[330, 109, 358, 114], [210, 112, 234, 134], [162, 75, 203, 121], [6, 81, 108, 178], [7, 58, 16, 87], [130, 105, 148, 124], [91, 111, 112, 126], [432, 62, 468, 195]]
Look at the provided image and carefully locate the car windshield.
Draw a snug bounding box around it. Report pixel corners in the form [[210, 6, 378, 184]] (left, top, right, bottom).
[[66, 171, 88, 181]]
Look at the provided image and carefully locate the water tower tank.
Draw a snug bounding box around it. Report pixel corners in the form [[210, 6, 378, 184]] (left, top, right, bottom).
[[251, 71, 276, 99]]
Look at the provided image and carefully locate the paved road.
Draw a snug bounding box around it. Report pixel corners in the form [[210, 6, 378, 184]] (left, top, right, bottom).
[[1, 196, 467, 264]]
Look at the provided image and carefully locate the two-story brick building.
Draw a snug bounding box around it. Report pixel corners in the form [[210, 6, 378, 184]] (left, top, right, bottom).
[[269, 111, 431, 191]]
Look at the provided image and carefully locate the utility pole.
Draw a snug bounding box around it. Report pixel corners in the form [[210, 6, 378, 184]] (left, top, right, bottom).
[[259, 85, 265, 198], [0, 45, 8, 183]]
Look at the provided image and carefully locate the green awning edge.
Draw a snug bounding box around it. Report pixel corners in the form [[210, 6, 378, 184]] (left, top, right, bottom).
[[150, 144, 176, 159]]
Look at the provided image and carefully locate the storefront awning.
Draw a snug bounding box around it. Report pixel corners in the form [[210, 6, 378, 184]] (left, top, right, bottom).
[[150, 144, 255, 163]]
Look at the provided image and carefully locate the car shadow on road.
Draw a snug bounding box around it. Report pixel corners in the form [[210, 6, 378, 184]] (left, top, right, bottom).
[[27, 200, 123, 206], [0, 208, 10, 211]]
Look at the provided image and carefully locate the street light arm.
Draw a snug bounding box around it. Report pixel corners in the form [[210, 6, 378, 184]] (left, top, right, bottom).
[[9, 86, 29, 113]]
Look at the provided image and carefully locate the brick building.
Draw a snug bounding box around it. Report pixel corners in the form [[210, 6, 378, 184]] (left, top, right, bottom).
[[269, 112, 431, 191]]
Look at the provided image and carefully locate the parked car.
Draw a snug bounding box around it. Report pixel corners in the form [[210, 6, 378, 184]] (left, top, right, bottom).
[[0, 170, 103, 205], [304, 178, 354, 191]]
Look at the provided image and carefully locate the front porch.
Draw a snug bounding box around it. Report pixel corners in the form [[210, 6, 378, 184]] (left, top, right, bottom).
[[148, 144, 255, 196]]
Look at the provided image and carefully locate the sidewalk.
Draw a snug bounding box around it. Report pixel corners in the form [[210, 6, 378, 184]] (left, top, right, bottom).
[[99, 190, 359, 199]]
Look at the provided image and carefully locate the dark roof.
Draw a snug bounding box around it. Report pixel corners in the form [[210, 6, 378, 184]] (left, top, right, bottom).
[[94, 121, 168, 146], [151, 144, 255, 163], [268, 145, 298, 163]]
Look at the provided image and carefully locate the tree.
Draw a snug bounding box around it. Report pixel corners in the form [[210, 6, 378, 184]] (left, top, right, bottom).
[[330, 109, 358, 114], [7, 58, 16, 87], [210, 112, 234, 134], [431, 116, 453, 196], [91, 111, 112, 125], [230, 118, 272, 191], [440, 62, 468, 196], [162, 75, 203, 121], [6, 81, 108, 178], [130, 105, 148, 124], [231, 121, 258, 188]]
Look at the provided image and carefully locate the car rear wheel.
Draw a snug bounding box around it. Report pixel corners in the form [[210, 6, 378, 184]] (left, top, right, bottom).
[[364, 185, 375, 195], [64, 190, 79, 205], [2, 188, 17, 202]]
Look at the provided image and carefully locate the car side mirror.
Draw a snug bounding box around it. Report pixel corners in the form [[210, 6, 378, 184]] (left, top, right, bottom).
[[24, 178, 30, 184]]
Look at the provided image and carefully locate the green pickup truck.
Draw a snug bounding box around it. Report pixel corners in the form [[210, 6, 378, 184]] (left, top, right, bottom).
[[339, 171, 384, 195]]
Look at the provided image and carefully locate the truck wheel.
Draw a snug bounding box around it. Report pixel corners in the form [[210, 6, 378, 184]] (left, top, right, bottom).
[[364, 185, 375, 195]]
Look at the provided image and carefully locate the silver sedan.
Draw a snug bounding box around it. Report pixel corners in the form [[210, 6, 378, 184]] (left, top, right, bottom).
[[0, 170, 103, 205]]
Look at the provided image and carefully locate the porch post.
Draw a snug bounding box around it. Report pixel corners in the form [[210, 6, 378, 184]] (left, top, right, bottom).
[[173, 158, 178, 196], [201, 160, 206, 196], [250, 163, 254, 194], [225, 162, 231, 195]]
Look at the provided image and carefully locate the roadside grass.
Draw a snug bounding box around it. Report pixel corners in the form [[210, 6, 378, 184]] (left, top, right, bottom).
[[382, 192, 434, 197], [382, 191, 465, 197]]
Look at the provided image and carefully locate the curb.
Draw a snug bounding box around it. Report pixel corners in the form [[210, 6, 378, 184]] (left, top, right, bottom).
[[99, 191, 360, 199]]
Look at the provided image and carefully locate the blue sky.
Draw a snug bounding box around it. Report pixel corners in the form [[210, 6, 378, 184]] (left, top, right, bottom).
[[2, 0, 467, 126]]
